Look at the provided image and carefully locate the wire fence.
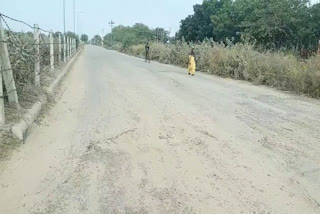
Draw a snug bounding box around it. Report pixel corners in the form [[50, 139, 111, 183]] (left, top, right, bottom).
[[0, 12, 78, 106]]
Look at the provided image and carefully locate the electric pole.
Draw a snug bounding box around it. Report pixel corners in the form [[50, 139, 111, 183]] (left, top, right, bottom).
[[73, 0, 76, 36], [109, 20, 115, 46], [77, 12, 85, 39], [63, 0, 66, 34]]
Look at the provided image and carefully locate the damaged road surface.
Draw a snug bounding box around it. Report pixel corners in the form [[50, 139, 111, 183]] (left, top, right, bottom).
[[0, 45, 320, 213]]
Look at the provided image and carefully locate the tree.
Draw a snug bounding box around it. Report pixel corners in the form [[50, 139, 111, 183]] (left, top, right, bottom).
[[211, 0, 239, 42], [239, 0, 310, 48], [154, 28, 170, 43], [91, 35, 102, 46], [177, 0, 320, 50], [307, 3, 320, 50], [103, 23, 154, 49], [178, 0, 226, 41], [81, 34, 89, 42]]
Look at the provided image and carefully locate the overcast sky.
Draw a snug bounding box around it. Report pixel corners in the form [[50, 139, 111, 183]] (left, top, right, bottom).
[[1, 0, 203, 38], [2, 0, 319, 39]]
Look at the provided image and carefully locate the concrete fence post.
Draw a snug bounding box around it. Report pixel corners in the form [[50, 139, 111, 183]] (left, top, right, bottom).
[[0, 64, 5, 125], [72, 39, 76, 55], [58, 34, 62, 64], [69, 37, 71, 57], [71, 38, 73, 57], [33, 24, 40, 86], [66, 37, 69, 59], [66, 36, 69, 60], [63, 35, 66, 63], [0, 17, 19, 107], [50, 30, 54, 72]]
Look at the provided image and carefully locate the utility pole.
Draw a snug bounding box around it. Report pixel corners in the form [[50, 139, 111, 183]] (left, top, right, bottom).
[[109, 20, 115, 46], [77, 12, 85, 39], [63, 0, 66, 34], [73, 0, 76, 36]]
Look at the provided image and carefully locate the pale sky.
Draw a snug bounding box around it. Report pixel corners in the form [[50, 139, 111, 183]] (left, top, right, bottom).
[[2, 0, 319, 39], [1, 0, 203, 38]]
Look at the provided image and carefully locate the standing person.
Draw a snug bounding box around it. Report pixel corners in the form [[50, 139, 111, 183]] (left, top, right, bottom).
[[145, 42, 150, 63], [188, 48, 196, 76]]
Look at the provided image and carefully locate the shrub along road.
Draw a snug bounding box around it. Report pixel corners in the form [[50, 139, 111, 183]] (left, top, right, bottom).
[[0, 45, 320, 213]]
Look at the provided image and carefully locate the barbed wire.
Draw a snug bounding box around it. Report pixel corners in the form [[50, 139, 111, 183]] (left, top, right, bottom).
[[0, 13, 34, 30], [0, 12, 53, 35], [1, 16, 69, 48], [0, 12, 78, 98]]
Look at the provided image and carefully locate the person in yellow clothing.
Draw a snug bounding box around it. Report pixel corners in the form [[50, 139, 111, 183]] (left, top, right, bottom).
[[188, 48, 196, 76]]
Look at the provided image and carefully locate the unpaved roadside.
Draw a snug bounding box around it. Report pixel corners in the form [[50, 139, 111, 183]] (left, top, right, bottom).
[[0, 45, 320, 214]]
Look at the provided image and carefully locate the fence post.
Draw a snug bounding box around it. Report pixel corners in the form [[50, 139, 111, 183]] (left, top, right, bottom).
[[70, 38, 73, 57], [72, 39, 74, 55], [66, 37, 69, 59], [63, 35, 66, 62], [34, 24, 40, 86], [58, 34, 61, 64], [0, 17, 19, 106], [68, 37, 71, 58], [0, 64, 5, 125], [69, 37, 71, 57], [66, 36, 69, 60], [70, 38, 73, 55], [50, 30, 54, 72]]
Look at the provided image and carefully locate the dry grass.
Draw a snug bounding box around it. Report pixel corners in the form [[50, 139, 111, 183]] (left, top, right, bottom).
[[126, 41, 320, 99], [0, 131, 20, 162]]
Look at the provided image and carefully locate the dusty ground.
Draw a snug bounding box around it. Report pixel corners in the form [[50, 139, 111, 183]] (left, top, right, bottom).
[[0, 45, 319, 214]]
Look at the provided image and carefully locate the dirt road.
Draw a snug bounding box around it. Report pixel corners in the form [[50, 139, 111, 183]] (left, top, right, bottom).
[[0, 45, 320, 214]]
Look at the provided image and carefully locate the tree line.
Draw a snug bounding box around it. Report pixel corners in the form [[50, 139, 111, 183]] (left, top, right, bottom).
[[177, 0, 320, 50], [103, 24, 170, 49], [89, 24, 170, 49]]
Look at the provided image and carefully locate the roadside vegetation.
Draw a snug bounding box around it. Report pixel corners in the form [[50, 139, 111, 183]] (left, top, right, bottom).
[[2, 31, 80, 124], [95, 0, 320, 99], [128, 41, 320, 98]]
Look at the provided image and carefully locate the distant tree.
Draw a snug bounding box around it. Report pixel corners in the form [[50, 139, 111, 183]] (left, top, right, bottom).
[[154, 28, 170, 43], [81, 34, 89, 42], [103, 23, 154, 49], [91, 35, 102, 46], [54, 32, 63, 38]]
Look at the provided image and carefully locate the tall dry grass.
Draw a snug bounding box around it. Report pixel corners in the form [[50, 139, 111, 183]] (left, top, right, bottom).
[[125, 41, 320, 99]]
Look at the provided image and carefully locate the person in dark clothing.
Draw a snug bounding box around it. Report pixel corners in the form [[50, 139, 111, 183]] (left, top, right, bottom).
[[145, 42, 150, 63]]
